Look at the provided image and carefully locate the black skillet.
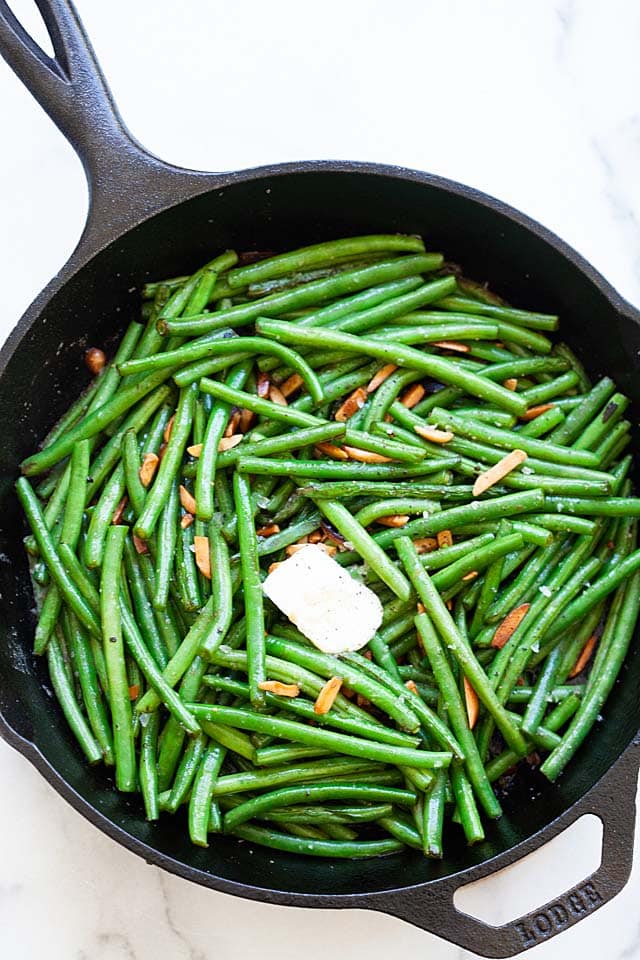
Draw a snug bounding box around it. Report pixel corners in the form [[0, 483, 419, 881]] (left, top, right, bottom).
[[1, 2, 639, 956]]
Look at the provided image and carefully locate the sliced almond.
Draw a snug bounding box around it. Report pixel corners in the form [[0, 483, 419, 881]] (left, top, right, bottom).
[[268, 561, 283, 574], [257, 372, 271, 398], [128, 684, 140, 701], [343, 445, 392, 463], [194, 535, 211, 579], [400, 383, 426, 409], [308, 529, 324, 544], [520, 403, 554, 422], [414, 425, 454, 444], [462, 570, 479, 582], [133, 533, 149, 555], [492, 603, 530, 649], [280, 373, 304, 397], [473, 449, 528, 497], [437, 529, 453, 549], [417, 602, 426, 614], [314, 676, 343, 715], [139, 452, 160, 488], [414, 537, 438, 554], [256, 523, 281, 537], [224, 410, 241, 437], [163, 414, 175, 443], [258, 680, 300, 698], [503, 378, 518, 391], [218, 434, 243, 453], [111, 496, 128, 525], [405, 680, 419, 694], [432, 340, 470, 353], [180, 513, 194, 529], [569, 634, 598, 678], [377, 515, 410, 527], [366, 364, 398, 393], [334, 387, 367, 422], [356, 693, 372, 710], [269, 385, 288, 406], [179, 484, 197, 514], [463, 677, 479, 729], [238, 408, 255, 432], [187, 443, 203, 458], [315, 441, 349, 461]]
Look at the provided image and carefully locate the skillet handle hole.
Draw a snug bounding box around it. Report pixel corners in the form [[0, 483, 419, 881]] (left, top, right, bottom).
[[453, 814, 602, 927]]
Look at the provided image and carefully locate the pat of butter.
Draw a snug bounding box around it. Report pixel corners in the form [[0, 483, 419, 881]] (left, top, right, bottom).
[[262, 544, 383, 654]]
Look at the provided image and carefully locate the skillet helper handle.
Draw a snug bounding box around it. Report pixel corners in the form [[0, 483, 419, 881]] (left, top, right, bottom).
[[380, 741, 640, 958]]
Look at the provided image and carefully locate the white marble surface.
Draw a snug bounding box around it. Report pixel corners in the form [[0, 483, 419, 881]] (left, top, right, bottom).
[[1, 1, 640, 957]]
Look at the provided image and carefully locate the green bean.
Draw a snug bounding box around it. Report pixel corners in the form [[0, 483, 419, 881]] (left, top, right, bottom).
[[397, 539, 526, 755], [224, 782, 415, 832], [415, 613, 501, 818], [354, 497, 440, 527], [234, 472, 266, 707], [315, 499, 411, 600], [59, 440, 90, 550], [522, 514, 596, 535], [255, 513, 320, 556], [34, 583, 63, 655], [139, 710, 160, 820], [152, 480, 179, 611], [47, 633, 103, 764], [543, 496, 640, 517], [135, 384, 196, 540], [189, 705, 451, 769], [573, 392, 629, 451], [165, 732, 207, 813], [217, 422, 347, 469], [100, 527, 136, 791], [121, 430, 146, 517], [428, 407, 599, 468], [297, 479, 456, 501], [62, 609, 114, 764], [198, 721, 256, 762], [159, 255, 441, 335], [198, 527, 233, 659], [328, 278, 459, 334], [237, 456, 458, 480], [188, 744, 226, 846], [255, 745, 332, 767], [431, 533, 524, 592], [295, 278, 423, 329], [450, 762, 485, 845], [17, 478, 101, 637], [376, 321, 499, 343], [517, 371, 580, 406], [231, 822, 403, 857], [435, 296, 558, 331], [518, 405, 565, 438], [257, 318, 527, 415], [547, 377, 616, 445], [422, 770, 447, 857]]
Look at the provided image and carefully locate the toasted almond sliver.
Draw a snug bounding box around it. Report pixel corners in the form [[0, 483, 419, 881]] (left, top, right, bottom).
[[269, 385, 288, 406], [417, 602, 426, 614], [334, 387, 367, 422], [315, 441, 349, 461], [163, 415, 175, 443], [314, 676, 343, 715], [366, 364, 398, 393], [256, 523, 281, 537], [343, 445, 392, 464], [133, 533, 149, 555], [218, 434, 243, 453], [503, 378, 518, 391], [414, 537, 438, 554], [473, 449, 528, 497], [128, 684, 140, 701], [194, 535, 211, 579], [111, 495, 128, 525], [187, 443, 203, 458], [280, 373, 304, 397], [224, 411, 241, 437], [492, 603, 530, 649], [268, 561, 283, 574], [400, 383, 426, 409], [308, 529, 324, 544], [414, 425, 454, 444], [462, 570, 479, 582], [463, 677, 479, 730], [139, 452, 160, 488], [569, 634, 598, 679], [284, 540, 336, 558], [258, 680, 300, 698], [257, 372, 271, 398], [377, 514, 410, 527], [239, 408, 254, 433], [520, 403, 554, 422], [180, 513, 194, 529], [437, 529, 453, 549], [432, 340, 470, 353], [404, 680, 418, 694], [179, 484, 197, 514]]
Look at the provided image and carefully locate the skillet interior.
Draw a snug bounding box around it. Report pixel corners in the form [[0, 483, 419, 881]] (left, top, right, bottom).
[[1, 168, 639, 898]]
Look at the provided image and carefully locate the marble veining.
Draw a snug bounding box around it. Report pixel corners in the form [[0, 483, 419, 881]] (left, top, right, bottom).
[[1, 1, 640, 958]]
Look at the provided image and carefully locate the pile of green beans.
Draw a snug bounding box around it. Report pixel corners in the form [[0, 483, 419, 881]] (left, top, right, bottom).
[[17, 233, 640, 860]]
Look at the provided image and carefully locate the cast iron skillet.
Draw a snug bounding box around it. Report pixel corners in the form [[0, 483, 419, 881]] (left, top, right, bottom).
[[1, 2, 639, 956]]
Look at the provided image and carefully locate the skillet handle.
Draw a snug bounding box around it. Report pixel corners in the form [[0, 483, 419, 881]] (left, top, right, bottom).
[[378, 740, 640, 958], [0, 0, 214, 250]]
